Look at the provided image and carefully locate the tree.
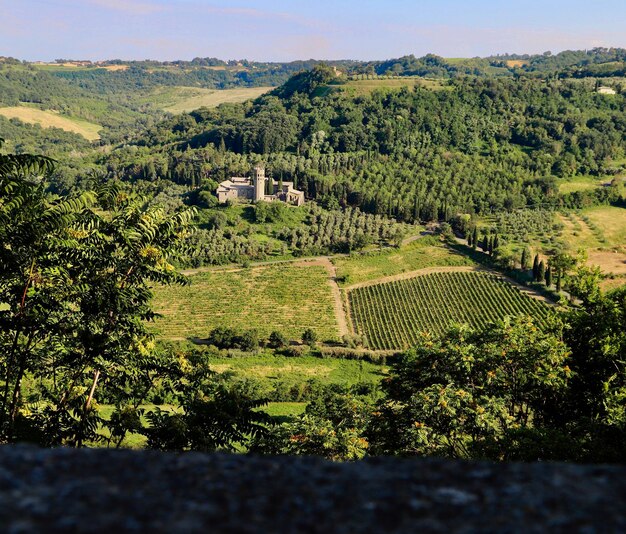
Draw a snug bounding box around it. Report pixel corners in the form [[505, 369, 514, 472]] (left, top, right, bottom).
[[0, 141, 196, 445], [521, 247, 530, 270], [551, 252, 576, 292], [251, 385, 371, 461], [532, 254, 540, 280], [472, 228, 478, 250], [302, 328, 318, 347], [268, 330, 288, 349], [144, 355, 271, 452], [481, 235, 489, 253], [545, 265, 552, 287], [368, 318, 571, 459], [538, 260, 545, 283]]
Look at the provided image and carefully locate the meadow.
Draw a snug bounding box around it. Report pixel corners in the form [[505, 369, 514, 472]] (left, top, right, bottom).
[[206, 353, 385, 395], [340, 77, 449, 96], [348, 270, 549, 350], [0, 106, 102, 140], [145, 86, 274, 113], [334, 236, 475, 286], [152, 263, 340, 342]]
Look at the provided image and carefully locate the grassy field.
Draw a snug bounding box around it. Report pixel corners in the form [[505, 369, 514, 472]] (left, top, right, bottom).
[[207, 353, 385, 393], [145, 86, 274, 113], [584, 205, 626, 246], [334, 236, 475, 286], [152, 263, 340, 342], [340, 78, 448, 96], [558, 175, 607, 194], [348, 271, 549, 350], [0, 106, 102, 140]]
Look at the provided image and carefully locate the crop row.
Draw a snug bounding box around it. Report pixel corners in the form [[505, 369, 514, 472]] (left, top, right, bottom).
[[348, 271, 548, 350]]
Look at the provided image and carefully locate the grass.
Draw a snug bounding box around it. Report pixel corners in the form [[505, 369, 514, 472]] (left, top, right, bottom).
[[152, 263, 340, 342], [334, 236, 476, 286], [144, 86, 274, 113], [584, 205, 626, 246], [558, 175, 606, 194], [262, 402, 307, 421], [349, 271, 549, 350], [0, 106, 102, 140], [207, 353, 385, 394], [340, 77, 448, 96]]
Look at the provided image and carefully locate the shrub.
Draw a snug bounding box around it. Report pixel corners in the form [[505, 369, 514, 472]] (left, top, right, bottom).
[[302, 328, 318, 347]]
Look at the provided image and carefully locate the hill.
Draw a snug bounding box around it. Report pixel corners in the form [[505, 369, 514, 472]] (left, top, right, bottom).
[[0, 106, 102, 140]]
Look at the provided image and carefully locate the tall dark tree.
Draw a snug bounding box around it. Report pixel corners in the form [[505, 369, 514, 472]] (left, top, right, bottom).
[[532, 254, 540, 280], [538, 260, 546, 283]]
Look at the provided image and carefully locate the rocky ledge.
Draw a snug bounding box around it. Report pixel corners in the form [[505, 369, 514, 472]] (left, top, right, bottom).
[[0, 446, 624, 532]]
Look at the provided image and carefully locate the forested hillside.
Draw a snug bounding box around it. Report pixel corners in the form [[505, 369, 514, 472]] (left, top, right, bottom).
[[101, 64, 625, 222]]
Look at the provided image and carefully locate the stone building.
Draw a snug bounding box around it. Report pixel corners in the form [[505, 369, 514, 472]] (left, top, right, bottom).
[[216, 166, 305, 206]]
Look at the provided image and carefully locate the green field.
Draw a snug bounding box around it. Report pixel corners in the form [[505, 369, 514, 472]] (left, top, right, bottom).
[[334, 237, 475, 286], [341, 77, 448, 95], [207, 353, 385, 394], [558, 175, 605, 194], [152, 263, 340, 342], [145, 86, 274, 113], [0, 106, 102, 140], [348, 271, 549, 350]]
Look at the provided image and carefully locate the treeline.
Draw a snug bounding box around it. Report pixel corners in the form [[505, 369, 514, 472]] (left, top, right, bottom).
[[98, 68, 626, 222]]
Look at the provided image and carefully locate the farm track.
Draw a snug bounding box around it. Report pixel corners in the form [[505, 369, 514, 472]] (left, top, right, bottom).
[[297, 258, 350, 338], [346, 265, 555, 305]]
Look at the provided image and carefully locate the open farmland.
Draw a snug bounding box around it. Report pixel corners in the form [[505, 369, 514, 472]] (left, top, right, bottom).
[[341, 77, 448, 96], [348, 270, 550, 350], [334, 236, 475, 286], [146, 86, 274, 113], [152, 264, 340, 342], [0, 106, 102, 140]]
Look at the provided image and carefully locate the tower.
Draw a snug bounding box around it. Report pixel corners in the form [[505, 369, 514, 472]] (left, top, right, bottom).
[[253, 166, 266, 202]]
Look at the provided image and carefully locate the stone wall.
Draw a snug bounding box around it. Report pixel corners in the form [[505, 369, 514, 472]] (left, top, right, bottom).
[[0, 446, 624, 532]]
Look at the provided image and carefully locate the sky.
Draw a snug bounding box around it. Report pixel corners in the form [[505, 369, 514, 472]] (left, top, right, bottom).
[[1, 0, 625, 62]]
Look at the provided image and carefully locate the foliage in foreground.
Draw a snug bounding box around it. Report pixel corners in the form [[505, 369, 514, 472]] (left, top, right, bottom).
[[0, 140, 195, 445]]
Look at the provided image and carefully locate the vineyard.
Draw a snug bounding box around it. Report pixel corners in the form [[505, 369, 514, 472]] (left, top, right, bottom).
[[348, 271, 549, 350]]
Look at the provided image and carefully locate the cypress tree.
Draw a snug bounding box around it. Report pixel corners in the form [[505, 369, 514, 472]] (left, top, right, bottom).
[[532, 254, 540, 280], [472, 228, 478, 250], [545, 265, 552, 287], [481, 235, 489, 252], [488, 236, 494, 255], [521, 248, 529, 270], [538, 260, 545, 283], [493, 234, 499, 250]]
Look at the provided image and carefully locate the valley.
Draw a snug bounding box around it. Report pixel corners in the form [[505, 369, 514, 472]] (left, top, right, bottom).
[[1, 48, 625, 460]]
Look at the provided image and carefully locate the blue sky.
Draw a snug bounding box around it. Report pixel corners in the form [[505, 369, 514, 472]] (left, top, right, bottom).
[[1, 0, 624, 61]]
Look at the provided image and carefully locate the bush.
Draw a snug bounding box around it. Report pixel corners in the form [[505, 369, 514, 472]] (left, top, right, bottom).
[[268, 330, 288, 349], [302, 328, 318, 347]]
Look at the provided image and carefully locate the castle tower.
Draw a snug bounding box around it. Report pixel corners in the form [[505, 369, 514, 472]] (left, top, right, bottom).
[[253, 166, 266, 202]]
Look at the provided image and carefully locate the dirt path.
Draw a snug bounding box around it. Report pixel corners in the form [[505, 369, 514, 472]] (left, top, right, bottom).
[[294, 257, 350, 338], [345, 265, 556, 305]]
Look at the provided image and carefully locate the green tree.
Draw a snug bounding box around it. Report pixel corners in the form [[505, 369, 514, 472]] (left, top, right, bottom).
[[538, 260, 545, 283], [368, 318, 571, 459], [521, 247, 530, 270], [551, 252, 576, 292], [532, 254, 540, 280], [0, 141, 196, 445], [545, 265, 552, 287], [302, 328, 318, 347]]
